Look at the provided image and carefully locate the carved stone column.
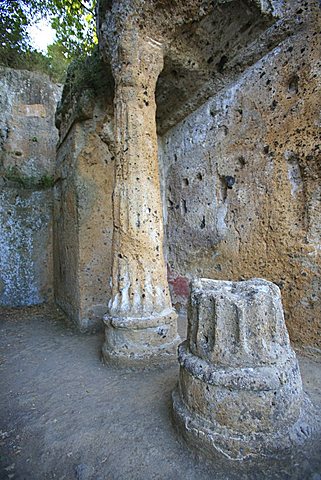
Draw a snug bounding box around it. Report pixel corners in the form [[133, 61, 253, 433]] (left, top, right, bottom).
[[102, 32, 180, 366], [172, 278, 315, 459]]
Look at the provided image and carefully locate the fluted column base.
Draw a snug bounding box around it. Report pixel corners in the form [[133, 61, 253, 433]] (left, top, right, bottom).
[[102, 309, 180, 368], [172, 341, 316, 460]]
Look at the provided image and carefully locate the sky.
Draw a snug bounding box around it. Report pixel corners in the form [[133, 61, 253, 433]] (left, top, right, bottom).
[[27, 19, 56, 53]]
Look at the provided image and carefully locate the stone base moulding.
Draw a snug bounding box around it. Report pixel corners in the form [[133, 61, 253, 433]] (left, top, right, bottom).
[[172, 278, 317, 460], [172, 349, 315, 460], [102, 309, 181, 368]]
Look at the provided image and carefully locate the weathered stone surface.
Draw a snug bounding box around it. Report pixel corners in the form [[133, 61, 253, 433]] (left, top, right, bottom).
[[98, 0, 307, 134], [172, 278, 315, 459], [55, 52, 114, 144], [0, 188, 53, 306], [101, 29, 180, 365], [0, 67, 61, 179], [56, 0, 321, 356], [54, 101, 114, 332], [0, 67, 60, 307], [53, 54, 116, 332], [102, 309, 180, 367], [160, 1, 321, 348], [97, 0, 287, 365]]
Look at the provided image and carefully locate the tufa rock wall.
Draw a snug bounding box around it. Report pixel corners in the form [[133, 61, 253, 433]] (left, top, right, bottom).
[[55, 0, 320, 349], [159, 7, 321, 348], [0, 67, 61, 306], [0, 188, 53, 306], [54, 119, 114, 332], [54, 58, 115, 331], [0, 67, 60, 178]]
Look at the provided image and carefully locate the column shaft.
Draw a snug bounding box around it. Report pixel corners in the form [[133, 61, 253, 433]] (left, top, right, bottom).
[[102, 34, 179, 366]]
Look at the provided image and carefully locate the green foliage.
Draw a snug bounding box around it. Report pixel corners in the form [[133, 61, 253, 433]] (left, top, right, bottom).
[[0, 46, 68, 83], [0, 1, 30, 52], [49, 0, 97, 58], [38, 174, 56, 189], [56, 45, 113, 122], [0, 0, 97, 81], [63, 47, 111, 97], [46, 43, 70, 82]]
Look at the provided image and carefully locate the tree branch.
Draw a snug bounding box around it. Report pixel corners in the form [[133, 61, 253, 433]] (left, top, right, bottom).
[[78, 0, 95, 15]]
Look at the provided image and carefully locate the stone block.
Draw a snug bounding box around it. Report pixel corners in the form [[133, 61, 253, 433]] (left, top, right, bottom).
[[54, 122, 114, 332]]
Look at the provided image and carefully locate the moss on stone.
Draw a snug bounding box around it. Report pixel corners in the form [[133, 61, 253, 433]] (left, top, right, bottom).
[[59, 47, 114, 110], [55, 47, 114, 131], [2, 166, 55, 190]]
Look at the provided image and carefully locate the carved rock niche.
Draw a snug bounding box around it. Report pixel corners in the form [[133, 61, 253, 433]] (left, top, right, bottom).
[[172, 278, 315, 459]]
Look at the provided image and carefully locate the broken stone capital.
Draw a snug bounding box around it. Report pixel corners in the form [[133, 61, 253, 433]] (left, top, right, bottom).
[[172, 278, 315, 459]]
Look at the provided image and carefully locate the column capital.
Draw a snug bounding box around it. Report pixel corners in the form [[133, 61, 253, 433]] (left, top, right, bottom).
[[110, 30, 164, 89]]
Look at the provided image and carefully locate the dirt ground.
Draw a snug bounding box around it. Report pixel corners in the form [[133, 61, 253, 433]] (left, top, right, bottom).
[[0, 305, 320, 480]]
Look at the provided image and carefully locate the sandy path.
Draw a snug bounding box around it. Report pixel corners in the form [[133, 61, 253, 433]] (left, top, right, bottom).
[[0, 305, 320, 480]]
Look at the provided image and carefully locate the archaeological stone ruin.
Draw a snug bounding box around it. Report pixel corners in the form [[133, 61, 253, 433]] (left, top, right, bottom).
[[172, 278, 314, 459], [1, 0, 321, 474]]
